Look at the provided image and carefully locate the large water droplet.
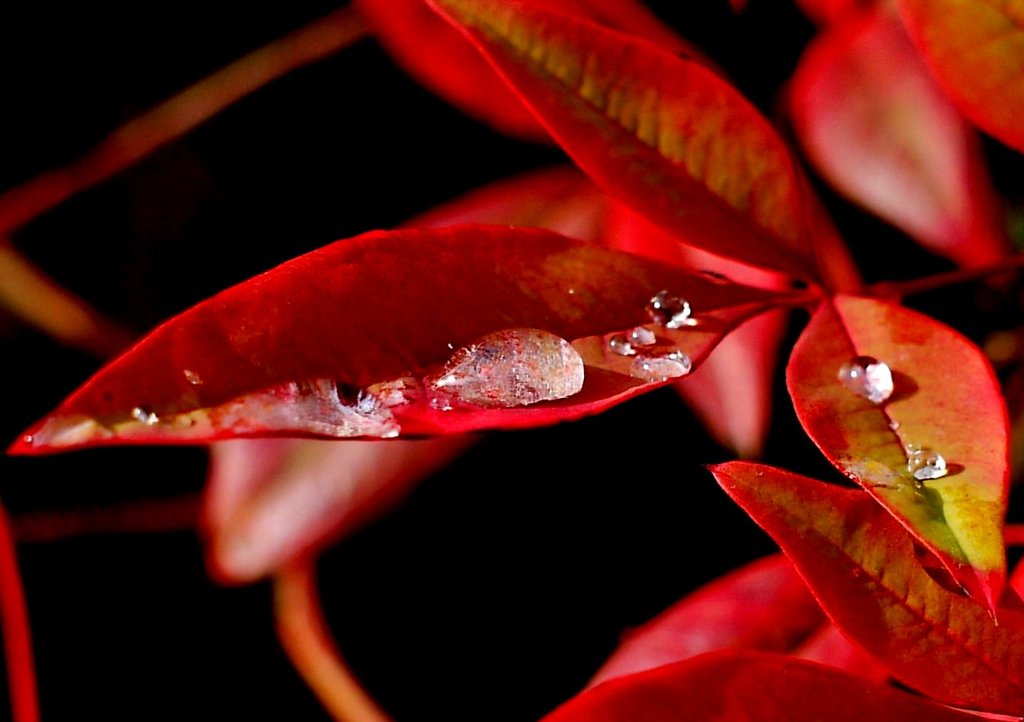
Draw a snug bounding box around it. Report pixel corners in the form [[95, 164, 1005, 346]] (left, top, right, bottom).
[[838, 356, 893, 404], [646, 290, 695, 329], [630, 349, 692, 382], [907, 446, 948, 481], [426, 328, 584, 408]]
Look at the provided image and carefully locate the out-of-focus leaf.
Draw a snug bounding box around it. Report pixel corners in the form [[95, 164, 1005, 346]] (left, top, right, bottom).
[[547, 649, 987, 722], [790, 8, 1010, 267], [793, 623, 890, 682], [354, 0, 698, 141], [898, 0, 1024, 154], [427, 0, 821, 280], [712, 461, 1024, 713], [12, 226, 796, 454], [588, 554, 824, 686], [787, 295, 1008, 609], [203, 436, 471, 583]]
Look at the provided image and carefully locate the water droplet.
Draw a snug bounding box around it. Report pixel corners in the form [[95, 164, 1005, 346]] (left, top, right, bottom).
[[630, 349, 692, 382], [183, 369, 203, 386], [838, 356, 893, 404], [646, 290, 695, 329], [907, 446, 948, 481], [608, 334, 636, 356], [888, 420, 901, 431], [131, 407, 159, 425], [628, 326, 656, 347], [22, 434, 34, 445], [365, 377, 421, 408], [426, 328, 585, 408], [568, 288, 576, 295]]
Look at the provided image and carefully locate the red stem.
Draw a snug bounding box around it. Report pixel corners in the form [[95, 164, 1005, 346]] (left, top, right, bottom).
[[0, 504, 40, 722], [868, 253, 1024, 298]]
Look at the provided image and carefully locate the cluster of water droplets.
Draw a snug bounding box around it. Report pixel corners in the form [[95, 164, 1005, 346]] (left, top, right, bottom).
[[604, 290, 698, 382], [837, 355, 893, 404]]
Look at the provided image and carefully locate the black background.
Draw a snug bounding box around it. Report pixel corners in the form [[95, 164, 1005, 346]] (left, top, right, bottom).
[[0, 2, 1021, 720]]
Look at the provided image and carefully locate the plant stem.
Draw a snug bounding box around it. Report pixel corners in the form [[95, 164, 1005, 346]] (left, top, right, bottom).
[[868, 254, 1024, 298], [274, 562, 391, 722], [11, 494, 199, 543], [0, 6, 368, 236], [0, 504, 40, 722]]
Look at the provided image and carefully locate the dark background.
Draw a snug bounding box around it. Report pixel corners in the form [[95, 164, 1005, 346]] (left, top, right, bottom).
[[0, 2, 1021, 720]]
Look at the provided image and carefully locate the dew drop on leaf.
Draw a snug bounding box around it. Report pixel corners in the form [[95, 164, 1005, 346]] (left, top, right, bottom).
[[131, 407, 159, 425], [183, 369, 203, 386], [629, 349, 692, 382], [628, 326, 656, 346], [646, 290, 696, 329], [608, 334, 637, 356], [425, 328, 585, 408], [907, 446, 948, 481], [837, 355, 893, 404]]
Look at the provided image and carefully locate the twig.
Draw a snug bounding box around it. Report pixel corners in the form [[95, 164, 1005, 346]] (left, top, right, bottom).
[[275, 561, 391, 722], [0, 504, 40, 722], [11, 494, 200, 543], [0, 6, 368, 236], [868, 253, 1024, 299]]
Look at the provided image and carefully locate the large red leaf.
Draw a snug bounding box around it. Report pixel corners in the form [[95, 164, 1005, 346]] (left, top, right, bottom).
[[426, 0, 821, 280], [354, 0, 698, 141], [11, 226, 795, 454], [789, 7, 1010, 267], [793, 622, 890, 682], [898, 0, 1024, 154], [588, 554, 824, 686], [547, 649, 985, 722], [787, 295, 1008, 609], [203, 436, 470, 582], [712, 462, 1024, 714]]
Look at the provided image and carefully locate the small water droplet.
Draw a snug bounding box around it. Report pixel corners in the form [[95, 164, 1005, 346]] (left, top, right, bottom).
[[646, 290, 695, 329], [365, 377, 421, 408], [183, 369, 203, 386], [838, 356, 893, 404], [907, 446, 948, 481], [888, 420, 901, 431], [628, 326, 656, 347], [608, 334, 636, 356], [568, 288, 576, 295], [22, 434, 34, 445], [629, 349, 692, 382], [425, 328, 585, 408], [131, 407, 159, 425]]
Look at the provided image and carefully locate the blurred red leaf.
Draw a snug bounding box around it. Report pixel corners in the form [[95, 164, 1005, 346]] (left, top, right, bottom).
[[588, 554, 824, 686], [712, 462, 1024, 714], [789, 7, 1010, 268], [354, 0, 697, 141], [898, 0, 1024, 154], [793, 622, 889, 682], [12, 226, 795, 454], [787, 295, 1008, 609], [547, 649, 986, 722], [794, 0, 872, 25], [203, 436, 471, 583], [427, 0, 821, 280]]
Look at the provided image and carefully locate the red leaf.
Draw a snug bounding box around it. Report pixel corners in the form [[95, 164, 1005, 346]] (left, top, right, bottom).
[[787, 295, 1008, 609], [793, 623, 890, 682], [712, 461, 1024, 714], [794, 0, 872, 25], [203, 436, 470, 583], [354, 0, 699, 141], [588, 554, 824, 686], [547, 649, 987, 722], [11, 226, 794, 454], [898, 0, 1024, 154], [789, 7, 1010, 267], [427, 0, 821, 280]]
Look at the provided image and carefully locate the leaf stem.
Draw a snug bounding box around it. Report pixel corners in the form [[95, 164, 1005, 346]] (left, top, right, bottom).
[[0, 6, 368, 236], [11, 494, 199, 543], [274, 562, 391, 722], [868, 254, 1024, 298], [0, 504, 40, 722]]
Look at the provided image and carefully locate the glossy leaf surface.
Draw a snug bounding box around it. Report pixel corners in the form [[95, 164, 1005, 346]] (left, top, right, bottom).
[[203, 436, 470, 582], [713, 462, 1024, 713], [899, 0, 1024, 154], [546, 649, 985, 722], [787, 295, 1008, 608], [427, 0, 819, 279], [589, 554, 824, 686], [790, 8, 1010, 267], [12, 226, 793, 454], [354, 0, 696, 141]]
